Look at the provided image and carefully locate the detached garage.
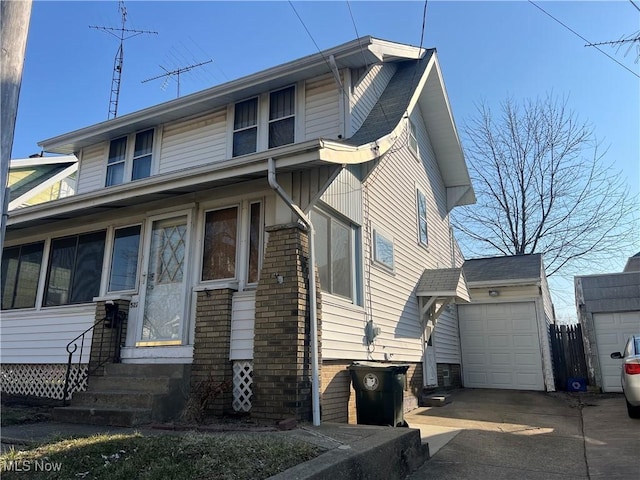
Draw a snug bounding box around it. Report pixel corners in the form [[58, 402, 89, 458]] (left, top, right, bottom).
[[575, 254, 640, 392], [459, 255, 556, 392]]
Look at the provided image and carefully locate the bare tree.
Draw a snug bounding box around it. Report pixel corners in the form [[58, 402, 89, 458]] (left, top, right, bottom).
[[453, 95, 637, 277]]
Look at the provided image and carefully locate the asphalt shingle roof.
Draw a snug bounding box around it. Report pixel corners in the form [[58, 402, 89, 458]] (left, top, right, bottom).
[[462, 254, 542, 284], [416, 268, 465, 294], [344, 50, 435, 147]]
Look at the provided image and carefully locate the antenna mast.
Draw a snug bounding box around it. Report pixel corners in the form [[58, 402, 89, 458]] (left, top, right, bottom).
[[90, 1, 157, 119], [142, 59, 213, 98]]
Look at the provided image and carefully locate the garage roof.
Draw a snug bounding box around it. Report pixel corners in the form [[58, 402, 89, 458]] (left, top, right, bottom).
[[463, 254, 542, 285]]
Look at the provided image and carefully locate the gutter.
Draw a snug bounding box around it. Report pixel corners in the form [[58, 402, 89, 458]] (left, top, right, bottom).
[[267, 157, 321, 427]]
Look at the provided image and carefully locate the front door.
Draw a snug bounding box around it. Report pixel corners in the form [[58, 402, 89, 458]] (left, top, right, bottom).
[[136, 214, 190, 347]]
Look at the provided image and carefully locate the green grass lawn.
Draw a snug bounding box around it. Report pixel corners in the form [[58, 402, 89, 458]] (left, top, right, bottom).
[[0, 431, 322, 480]]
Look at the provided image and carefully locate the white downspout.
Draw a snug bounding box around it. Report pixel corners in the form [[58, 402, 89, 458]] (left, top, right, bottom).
[[267, 157, 321, 427]]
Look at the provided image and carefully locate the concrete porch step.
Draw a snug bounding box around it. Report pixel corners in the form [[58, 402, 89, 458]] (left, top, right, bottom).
[[421, 393, 453, 407], [101, 363, 188, 379], [53, 406, 152, 427], [87, 375, 177, 394], [71, 390, 162, 409]]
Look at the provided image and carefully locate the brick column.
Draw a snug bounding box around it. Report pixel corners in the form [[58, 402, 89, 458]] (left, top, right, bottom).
[[252, 223, 322, 422], [190, 288, 235, 417], [89, 299, 130, 374]]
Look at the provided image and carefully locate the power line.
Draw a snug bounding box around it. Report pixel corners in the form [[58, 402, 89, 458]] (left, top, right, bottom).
[[528, 1, 640, 79], [630, 0, 640, 13]]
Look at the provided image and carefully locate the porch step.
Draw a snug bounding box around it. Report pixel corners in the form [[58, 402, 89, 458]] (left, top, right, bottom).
[[55, 363, 191, 426], [422, 393, 452, 407], [53, 406, 152, 427], [87, 375, 179, 394]]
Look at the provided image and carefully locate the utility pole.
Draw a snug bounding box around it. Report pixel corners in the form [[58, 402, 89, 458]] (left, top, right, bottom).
[[142, 59, 212, 98], [1, 0, 32, 252], [90, 1, 157, 119]]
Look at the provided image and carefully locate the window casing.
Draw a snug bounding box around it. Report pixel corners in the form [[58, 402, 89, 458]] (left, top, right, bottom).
[[373, 228, 394, 270], [108, 225, 142, 292], [106, 129, 154, 186], [233, 98, 258, 157], [416, 189, 429, 247], [1, 242, 44, 309], [201, 201, 263, 285], [311, 209, 360, 302], [268, 86, 295, 148], [44, 231, 106, 306]]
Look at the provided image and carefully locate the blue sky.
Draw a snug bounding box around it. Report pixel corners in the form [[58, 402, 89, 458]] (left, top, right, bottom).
[[12, 1, 640, 318]]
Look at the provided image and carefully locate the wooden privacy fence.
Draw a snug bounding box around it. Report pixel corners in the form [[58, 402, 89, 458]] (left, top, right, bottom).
[[549, 324, 589, 391]]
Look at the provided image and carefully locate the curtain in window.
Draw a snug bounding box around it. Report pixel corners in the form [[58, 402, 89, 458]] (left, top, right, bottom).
[[269, 87, 295, 148], [132, 129, 154, 180], [233, 99, 258, 157], [202, 207, 238, 281]]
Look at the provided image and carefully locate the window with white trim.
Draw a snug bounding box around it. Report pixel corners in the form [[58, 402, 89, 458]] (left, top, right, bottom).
[[108, 225, 142, 292], [44, 231, 106, 306], [106, 129, 154, 186], [416, 189, 428, 247], [408, 119, 418, 157], [373, 228, 394, 270], [311, 209, 360, 302], [1, 242, 44, 309], [269, 86, 295, 148], [233, 98, 258, 157]]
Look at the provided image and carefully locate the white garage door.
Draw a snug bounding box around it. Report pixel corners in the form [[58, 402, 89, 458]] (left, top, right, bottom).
[[594, 312, 640, 393], [459, 302, 545, 390]]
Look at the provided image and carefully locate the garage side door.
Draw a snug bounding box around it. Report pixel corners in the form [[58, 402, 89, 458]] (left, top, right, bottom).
[[594, 312, 640, 393], [459, 302, 544, 391]]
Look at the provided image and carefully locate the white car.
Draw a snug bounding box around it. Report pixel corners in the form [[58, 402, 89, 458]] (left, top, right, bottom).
[[611, 335, 640, 418]]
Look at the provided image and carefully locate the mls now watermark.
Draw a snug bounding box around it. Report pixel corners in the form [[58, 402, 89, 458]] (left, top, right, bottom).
[[2, 459, 63, 473]]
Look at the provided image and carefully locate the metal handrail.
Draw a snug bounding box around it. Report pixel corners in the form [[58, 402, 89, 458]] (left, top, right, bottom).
[[62, 305, 127, 405]]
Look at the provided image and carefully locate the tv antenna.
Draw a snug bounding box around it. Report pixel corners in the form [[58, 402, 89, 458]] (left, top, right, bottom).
[[90, 0, 158, 119], [586, 33, 640, 64], [142, 59, 213, 98]]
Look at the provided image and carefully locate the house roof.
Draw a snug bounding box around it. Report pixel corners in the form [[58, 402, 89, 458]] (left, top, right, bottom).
[[416, 267, 471, 303], [10, 37, 473, 232], [9, 163, 74, 202], [624, 252, 640, 273], [462, 254, 543, 285]]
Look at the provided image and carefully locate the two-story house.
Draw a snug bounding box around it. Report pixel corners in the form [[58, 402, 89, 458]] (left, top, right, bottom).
[[1, 37, 476, 426]]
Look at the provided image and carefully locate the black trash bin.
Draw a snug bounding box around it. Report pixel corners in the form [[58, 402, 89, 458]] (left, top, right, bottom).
[[348, 361, 410, 427]]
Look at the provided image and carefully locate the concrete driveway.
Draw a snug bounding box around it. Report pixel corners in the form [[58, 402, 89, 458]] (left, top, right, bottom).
[[404, 389, 639, 480]]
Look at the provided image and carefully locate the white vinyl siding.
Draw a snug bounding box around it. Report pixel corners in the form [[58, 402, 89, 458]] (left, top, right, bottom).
[[321, 298, 367, 360], [230, 291, 255, 360], [594, 311, 640, 392], [0, 305, 96, 364], [433, 306, 461, 364], [320, 166, 363, 225], [305, 73, 340, 140], [76, 143, 106, 194], [350, 63, 397, 135], [160, 110, 227, 173]]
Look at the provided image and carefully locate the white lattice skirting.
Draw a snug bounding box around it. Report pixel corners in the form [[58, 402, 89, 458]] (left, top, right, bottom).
[[232, 360, 253, 412], [1, 364, 88, 400]]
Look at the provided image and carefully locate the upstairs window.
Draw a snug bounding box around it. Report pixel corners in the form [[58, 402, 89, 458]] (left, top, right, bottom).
[[233, 98, 258, 157], [416, 189, 428, 247], [269, 86, 295, 148], [1, 242, 44, 310], [408, 119, 418, 157], [106, 129, 154, 186]]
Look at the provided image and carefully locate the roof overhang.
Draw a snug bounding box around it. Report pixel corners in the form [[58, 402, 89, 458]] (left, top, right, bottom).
[[416, 267, 471, 303], [39, 37, 425, 155], [408, 55, 475, 210], [7, 138, 383, 233]]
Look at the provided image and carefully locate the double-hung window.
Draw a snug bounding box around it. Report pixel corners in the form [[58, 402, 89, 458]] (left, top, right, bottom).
[[1, 242, 44, 309], [233, 98, 258, 157], [106, 129, 154, 186], [44, 231, 106, 306], [416, 189, 428, 247], [269, 86, 295, 148], [311, 209, 359, 301], [201, 201, 263, 284]]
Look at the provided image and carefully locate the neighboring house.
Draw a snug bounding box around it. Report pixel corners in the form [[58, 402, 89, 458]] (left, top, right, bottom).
[[458, 254, 556, 392], [1, 36, 476, 425], [575, 253, 640, 393], [7, 155, 77, 210]]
